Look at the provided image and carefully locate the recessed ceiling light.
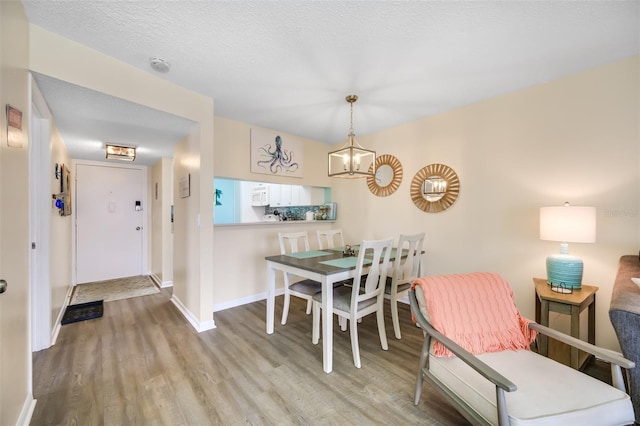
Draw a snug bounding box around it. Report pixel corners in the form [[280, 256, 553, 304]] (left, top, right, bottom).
[[149, 57, 170, 73]]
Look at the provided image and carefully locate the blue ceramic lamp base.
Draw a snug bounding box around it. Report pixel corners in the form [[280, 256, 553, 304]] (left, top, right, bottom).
[[546, 254, 583, 291]]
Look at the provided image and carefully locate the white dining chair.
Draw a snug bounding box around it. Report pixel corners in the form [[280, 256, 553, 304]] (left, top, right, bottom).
[[312, 238, 393, 368], [385, 232, 425, 339], [278, 231, 322, 325], [316, 229, 345, 250]]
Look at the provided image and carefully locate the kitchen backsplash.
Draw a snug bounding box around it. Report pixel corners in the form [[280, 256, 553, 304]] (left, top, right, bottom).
[[264, 202, 336, 221]]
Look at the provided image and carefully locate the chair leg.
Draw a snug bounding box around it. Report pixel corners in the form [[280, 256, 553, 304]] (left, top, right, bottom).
[[312, 301, 320, 344], [414, 338, 429, 405], [339, 316, 347, 331], [376, 304, 389, 351], [349, 315, 361, 368], [281, 289, 291, 325], [390, 294, 402, 339], [305, 299, 312, 315]]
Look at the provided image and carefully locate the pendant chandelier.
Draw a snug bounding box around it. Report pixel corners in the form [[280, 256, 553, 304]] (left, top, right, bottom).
[[328, 95, 376, 178]]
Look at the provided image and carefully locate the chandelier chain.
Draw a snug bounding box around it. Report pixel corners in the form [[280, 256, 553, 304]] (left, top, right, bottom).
[[350, 101, 354, 134]]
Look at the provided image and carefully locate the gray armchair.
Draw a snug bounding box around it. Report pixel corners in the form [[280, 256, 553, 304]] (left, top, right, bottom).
[[410, 272, 635, 426]]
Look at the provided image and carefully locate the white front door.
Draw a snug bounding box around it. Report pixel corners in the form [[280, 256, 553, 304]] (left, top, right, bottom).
[[76, 164, 144, 283]]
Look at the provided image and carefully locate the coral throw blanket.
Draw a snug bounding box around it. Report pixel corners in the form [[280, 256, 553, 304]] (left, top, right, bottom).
[[411, 272, 537, 357]]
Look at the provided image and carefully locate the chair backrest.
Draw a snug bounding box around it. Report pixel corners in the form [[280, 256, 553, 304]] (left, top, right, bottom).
[[390, 232, 425, 284], [278, 231, 311, 255], [352, 238, 394, 305], [316, 229, 345, 249]]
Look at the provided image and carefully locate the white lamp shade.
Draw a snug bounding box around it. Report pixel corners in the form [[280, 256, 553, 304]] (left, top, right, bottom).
[[539, 206, 596, 243]]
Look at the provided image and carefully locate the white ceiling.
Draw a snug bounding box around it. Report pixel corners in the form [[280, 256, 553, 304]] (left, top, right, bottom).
[[32, 73, 197, 166], [22, 1, 640, 166]]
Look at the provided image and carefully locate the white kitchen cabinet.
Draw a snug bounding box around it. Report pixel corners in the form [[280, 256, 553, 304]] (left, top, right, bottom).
[[269, 184, 292, 207], [269, 184, 325, 207], [269, 184, 282, 206], [291, 185, 304, 205]]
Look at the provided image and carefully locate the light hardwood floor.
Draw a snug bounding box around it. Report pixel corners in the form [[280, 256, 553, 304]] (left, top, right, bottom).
[[32, 288, 469, 425]]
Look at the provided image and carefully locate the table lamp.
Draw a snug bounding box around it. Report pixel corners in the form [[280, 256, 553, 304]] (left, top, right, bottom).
[[539, 202, 596, 292]]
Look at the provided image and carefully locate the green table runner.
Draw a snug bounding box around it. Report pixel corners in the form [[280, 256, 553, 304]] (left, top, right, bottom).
[[319, 257, 373, 268], [285, 250, 333, 259]]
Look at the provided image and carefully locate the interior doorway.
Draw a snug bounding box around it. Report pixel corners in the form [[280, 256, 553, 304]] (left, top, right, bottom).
[[75, 162, 148, 284]]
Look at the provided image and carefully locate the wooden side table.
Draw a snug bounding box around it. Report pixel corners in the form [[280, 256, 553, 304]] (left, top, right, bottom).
[[533, 277, 598, 370]]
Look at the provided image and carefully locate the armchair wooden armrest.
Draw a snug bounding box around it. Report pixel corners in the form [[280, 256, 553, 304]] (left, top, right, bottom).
[[529, 322, 635, 391]]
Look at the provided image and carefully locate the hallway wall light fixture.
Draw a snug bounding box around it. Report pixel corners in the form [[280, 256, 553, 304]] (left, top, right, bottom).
[[328, 95, 376, 178], [106, 144, 136, 161]]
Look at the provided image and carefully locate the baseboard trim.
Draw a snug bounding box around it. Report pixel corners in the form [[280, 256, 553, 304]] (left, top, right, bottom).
[[213, 288, 284, 313], [149, 273, 173, 288], [149, 273, 160, 286], [210, 290, 405, 314], [170, 294, 216, 333], [17, 393, 36, 426], [50, 285, 75, 347]]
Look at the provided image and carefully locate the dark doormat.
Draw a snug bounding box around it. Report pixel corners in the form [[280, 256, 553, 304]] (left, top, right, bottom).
[[61, 300, 104, 325]]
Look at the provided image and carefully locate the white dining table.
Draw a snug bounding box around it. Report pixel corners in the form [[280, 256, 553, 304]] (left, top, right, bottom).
[[265, 247, 409, 373]]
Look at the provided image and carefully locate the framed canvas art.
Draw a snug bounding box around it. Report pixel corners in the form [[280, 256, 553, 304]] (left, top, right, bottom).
[[251, 128, 303, 178]]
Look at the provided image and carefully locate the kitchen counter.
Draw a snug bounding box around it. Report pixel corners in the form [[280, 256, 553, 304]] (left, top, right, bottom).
[[215, 220, 336, 227]]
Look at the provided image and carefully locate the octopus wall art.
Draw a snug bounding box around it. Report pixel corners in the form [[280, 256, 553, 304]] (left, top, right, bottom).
[[251, 128, 304, 177]]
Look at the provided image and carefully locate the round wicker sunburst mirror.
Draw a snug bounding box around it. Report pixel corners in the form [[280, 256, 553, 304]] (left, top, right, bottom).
[[410, 164, 460, 213], [367, 154, 403, 197]]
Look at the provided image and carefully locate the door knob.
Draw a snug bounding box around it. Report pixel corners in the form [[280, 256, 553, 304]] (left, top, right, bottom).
[[136, 226, 141, 231], [0, 279, 7, 294]]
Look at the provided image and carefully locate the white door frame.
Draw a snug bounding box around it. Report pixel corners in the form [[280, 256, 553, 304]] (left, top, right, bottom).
[[72, 159, 149, 285], [30, 77, 52, 352]]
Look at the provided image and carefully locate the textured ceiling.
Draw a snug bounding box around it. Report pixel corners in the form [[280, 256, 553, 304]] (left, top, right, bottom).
[[22, 1, 640, 166]]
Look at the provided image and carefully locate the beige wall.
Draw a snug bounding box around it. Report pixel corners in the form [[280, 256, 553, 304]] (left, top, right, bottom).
[[214, 222, 337, 308], [0, 1, 33, 424], [28, 25, 215, 329], [49, 122, 73, 328], [173, 136, 193, 308], [214, 116, 331, 187], [331, 56, 640, 350], [151, 162, 162, 279], [150, 157, 173, 285], [162, 158, 174, 285]]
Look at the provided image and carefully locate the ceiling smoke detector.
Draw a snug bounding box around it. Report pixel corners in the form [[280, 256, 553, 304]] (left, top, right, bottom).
[[149, 57, 170, 73]]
